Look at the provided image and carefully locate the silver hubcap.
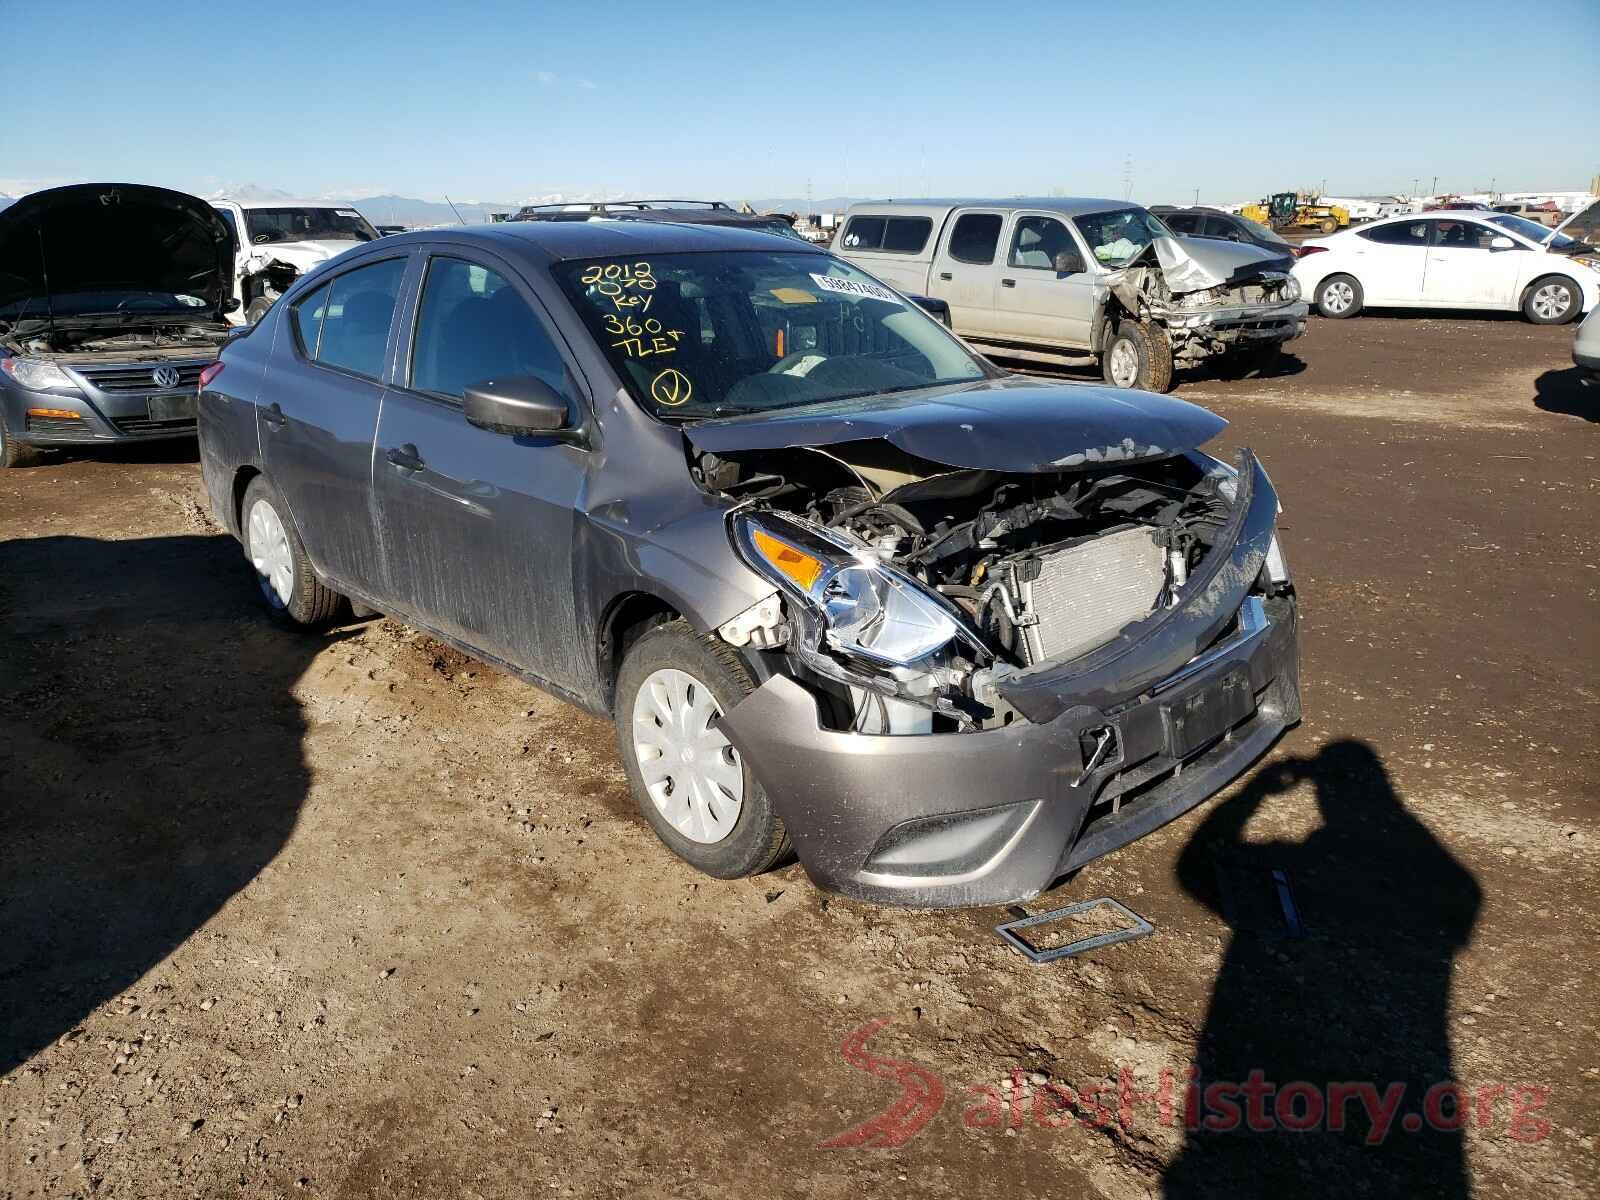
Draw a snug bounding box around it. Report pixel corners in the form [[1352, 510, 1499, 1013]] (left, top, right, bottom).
[[1532, 283, 1570, 320], [246, 497, 294, 608], [1108, 338, 1140, 387], [1323, 281, 1354, 313], [631, 667, 744, 844]]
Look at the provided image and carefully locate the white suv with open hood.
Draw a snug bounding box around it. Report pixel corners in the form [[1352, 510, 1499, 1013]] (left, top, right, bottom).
[[210, 198, 380, 324]]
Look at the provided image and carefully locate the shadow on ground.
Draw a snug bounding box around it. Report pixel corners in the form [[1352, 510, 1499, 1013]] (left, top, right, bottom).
[[0, 533, 319, 1075], [1532, 366, 1596, 421], [1164, 741, 1481, 1198]]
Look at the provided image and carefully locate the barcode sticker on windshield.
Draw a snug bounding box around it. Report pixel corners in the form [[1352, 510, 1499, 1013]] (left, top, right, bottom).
[[809, 273, 903, 305]]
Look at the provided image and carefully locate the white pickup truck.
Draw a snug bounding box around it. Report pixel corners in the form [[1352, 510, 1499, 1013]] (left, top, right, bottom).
[[833, 198, 1308, 392]]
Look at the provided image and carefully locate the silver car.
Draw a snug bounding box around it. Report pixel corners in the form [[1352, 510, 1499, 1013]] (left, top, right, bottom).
[[833, 198, 1308, 392], [200, 219, 1301, 908]]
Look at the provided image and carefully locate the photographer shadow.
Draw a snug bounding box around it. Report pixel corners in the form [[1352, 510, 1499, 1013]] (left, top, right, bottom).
[[0, 533, 323, 1075], [1164, 741, 1481, 1197]]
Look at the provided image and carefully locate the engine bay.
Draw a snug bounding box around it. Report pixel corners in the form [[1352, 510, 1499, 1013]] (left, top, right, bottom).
[[697, 439, 1240, 731]]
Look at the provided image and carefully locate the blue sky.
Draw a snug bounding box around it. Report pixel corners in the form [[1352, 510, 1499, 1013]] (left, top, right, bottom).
[[3, 0, 1596, 205]]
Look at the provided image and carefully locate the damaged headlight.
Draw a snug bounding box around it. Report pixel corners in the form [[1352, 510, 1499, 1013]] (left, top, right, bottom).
[[0, 357, 78, 392], [733, 513, 964, 667]]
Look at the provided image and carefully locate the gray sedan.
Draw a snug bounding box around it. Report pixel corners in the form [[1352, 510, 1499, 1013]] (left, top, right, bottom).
[[200, 220, 1301, 908]]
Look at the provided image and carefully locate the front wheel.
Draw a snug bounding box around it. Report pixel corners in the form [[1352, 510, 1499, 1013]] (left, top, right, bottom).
[[241, 476, 344, 626], [0, 407, 38, 469], [1318, 217, 1339, 235], [1522, 276, 1582, 325], [1102, 320, 1175, 393], [244, 296, 275, 325], [614, 619, 789, 879], [1316, 274, 1364, 319]]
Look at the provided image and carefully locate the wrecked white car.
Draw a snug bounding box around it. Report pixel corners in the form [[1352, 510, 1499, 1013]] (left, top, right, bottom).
[[834, 199, 1309, 391], [210, 199, 380, 324]]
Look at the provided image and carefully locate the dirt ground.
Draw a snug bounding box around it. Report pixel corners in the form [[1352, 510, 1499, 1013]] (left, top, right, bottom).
[[2, 313, 1596, 1199]]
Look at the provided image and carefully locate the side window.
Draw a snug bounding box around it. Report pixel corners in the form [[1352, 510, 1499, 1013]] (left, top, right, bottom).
[[948, 213, 1003, 265], [1432, 220, 1497, 249], [1201, 216, 1244, 242], [882, 217, 932, 254], [1009, 216, 1074, 269], [1163, 213, 1201, 236], [290, 256, 406, 380], [1359, 221, 1430, 247], [410, 257, 567, 401], [841, 216, 886, 250], [215, 208, 239, 253]]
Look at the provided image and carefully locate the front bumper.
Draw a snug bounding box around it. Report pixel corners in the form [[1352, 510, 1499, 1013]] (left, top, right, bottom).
[[719, 453, 1302, 909], [1163, 300, 1309, 361], [1, 367, 205, 446]]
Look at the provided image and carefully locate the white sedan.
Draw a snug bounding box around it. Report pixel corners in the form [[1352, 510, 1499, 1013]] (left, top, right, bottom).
[[1291, 211, 1600, 324]]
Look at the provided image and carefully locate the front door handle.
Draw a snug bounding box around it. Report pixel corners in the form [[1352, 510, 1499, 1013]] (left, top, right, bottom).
[[1001, 278, 1016, 288], [938, 271, 953, 281], [260, 402, 286, 429], [385, 443, 424, 471]]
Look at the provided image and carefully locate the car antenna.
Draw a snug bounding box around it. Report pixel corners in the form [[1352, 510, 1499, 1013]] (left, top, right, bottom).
[[444, 194, 467, 225]]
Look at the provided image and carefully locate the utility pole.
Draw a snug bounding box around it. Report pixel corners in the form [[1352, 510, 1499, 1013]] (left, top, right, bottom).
[[1412, 177, 1420, 199], [1121, 156, 1133, 201], [1430, 175, 1438, 196], [1193, 187, 1199, 205]]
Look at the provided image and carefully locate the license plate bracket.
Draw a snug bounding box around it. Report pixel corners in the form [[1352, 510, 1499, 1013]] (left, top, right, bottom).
[[1163, 669, 1255, 759], [147, 393, 197, 422]]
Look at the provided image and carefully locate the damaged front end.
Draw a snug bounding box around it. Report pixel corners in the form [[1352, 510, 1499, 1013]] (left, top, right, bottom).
[[697, 429, 1300, 907], [1108, 236, 1309, 366]]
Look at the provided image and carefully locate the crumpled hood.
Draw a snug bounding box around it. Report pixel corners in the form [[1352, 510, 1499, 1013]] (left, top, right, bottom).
[[242, 239, 360, 272], [683, 376, 1227, 471], [1140, 234, 1293, 292], [0, 183, 232, 323]]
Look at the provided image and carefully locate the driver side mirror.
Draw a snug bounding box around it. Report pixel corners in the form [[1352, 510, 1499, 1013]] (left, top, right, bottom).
[[1054, 249, 1086, 275], [1489, 235, 1517, 251], [463, 376, 581, 441]]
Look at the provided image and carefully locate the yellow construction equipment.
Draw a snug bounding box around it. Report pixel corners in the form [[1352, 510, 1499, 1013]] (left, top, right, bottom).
[[1240, 192, 1350, 235]]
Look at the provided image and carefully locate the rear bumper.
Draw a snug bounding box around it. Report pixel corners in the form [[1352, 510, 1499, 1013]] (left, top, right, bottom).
[[722, 595, 1299, 908]]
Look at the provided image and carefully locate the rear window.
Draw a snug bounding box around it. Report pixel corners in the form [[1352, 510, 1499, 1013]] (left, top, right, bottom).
[[841, 215, 933, 254]]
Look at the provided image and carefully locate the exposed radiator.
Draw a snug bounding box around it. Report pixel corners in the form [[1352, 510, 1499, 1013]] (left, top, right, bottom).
[[1008, 525, 1168, 665]]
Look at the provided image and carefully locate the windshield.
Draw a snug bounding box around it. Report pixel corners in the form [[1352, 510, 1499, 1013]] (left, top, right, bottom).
[[243, 207, 378, 246], [1073, 208, 1172, 268], [554, 251, 991, 420], [1486, 213, 1579, 249]]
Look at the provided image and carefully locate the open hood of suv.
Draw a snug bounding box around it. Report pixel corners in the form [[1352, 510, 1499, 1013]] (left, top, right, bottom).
[[682, 377, 1227, 471], [0, 183, 233, 328]]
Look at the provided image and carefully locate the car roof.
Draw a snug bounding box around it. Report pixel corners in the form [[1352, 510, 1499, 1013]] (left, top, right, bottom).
[[843, 197, 1136, 219], [372, 218, 825, 262], [213, 198, 360, 211], [1149, 205, 1237, 219]]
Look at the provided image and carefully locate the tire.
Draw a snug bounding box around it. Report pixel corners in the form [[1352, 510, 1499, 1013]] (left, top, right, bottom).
[[240, 476, 343, 626], [614, 618, 790, 879], [244, 296, 275, 325], [1318, 217, 1339, 235], [1101, 320, 1175, 393], [1521, 275, 1582, 325], [0, 406, 38, 469], [1316, 274, 1364, 319]]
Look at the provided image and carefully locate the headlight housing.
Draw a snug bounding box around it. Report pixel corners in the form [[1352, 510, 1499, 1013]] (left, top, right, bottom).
[[1571, 255, 1600, 274], [1, 357, 79, 392], [731, 511, 987, 707]]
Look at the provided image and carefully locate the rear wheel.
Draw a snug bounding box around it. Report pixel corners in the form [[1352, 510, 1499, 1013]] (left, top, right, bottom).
[[0, 407, 38, 469], [241, 476, 343, 626], [1101, 320, 1175, 393], [1316, 274, 1363, 319], [1318, 217, 1339, 235], [615, 619, 789, 879], [1522, 276, 1581, 325]]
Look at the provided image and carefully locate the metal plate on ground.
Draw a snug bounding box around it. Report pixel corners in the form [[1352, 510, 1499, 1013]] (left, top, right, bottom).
[[1163, 668, 1254, 759], [147, 394, 198, 422], [995, 897, 1154, 964]]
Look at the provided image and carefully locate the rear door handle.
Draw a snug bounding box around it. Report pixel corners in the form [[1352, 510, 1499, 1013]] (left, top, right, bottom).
[[385, 443, 423, 471], [260, 402, 286, 429], [1001, 278, 1016, 288], [938, 271, 953, 281]]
